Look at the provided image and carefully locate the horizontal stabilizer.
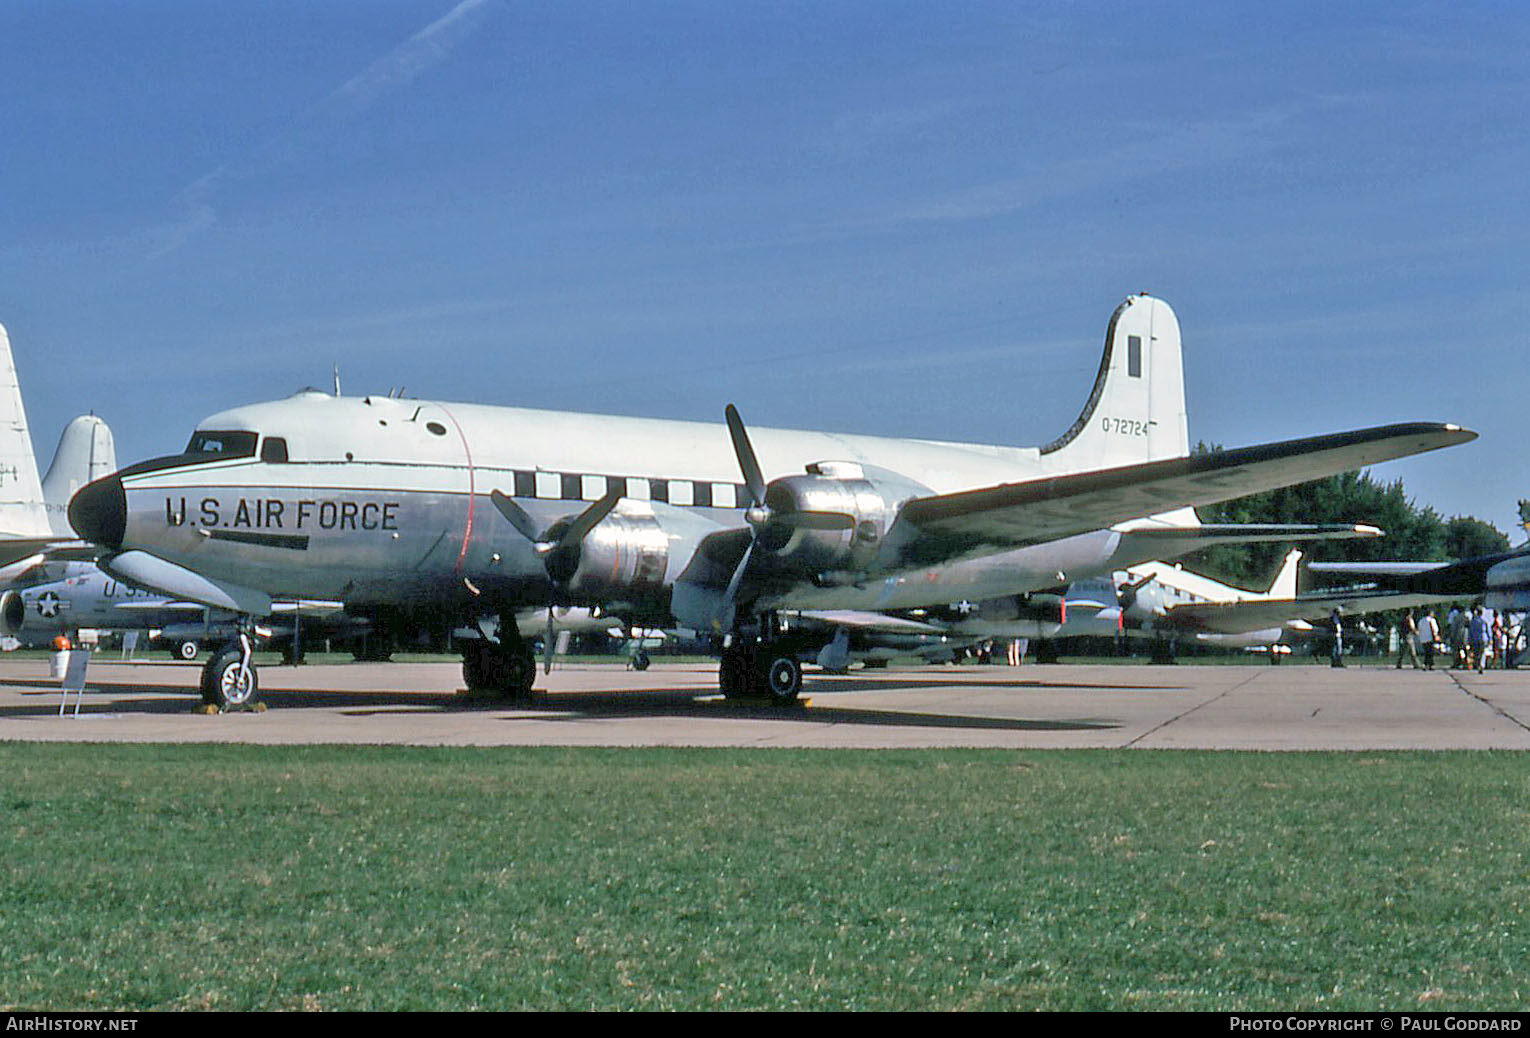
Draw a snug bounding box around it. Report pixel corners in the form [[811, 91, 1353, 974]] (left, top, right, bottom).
[[1160, 587, 1466, 636]]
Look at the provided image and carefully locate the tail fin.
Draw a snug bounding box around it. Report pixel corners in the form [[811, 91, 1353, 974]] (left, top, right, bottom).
[[0, 325, 49, 539], [1267, 548, 1303, 599], [42, 415, 117, 538], [1039, 294, 1188, 474]]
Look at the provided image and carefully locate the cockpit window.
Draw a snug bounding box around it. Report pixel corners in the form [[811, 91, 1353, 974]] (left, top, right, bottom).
[[260, 437, 290, 463], [183, 431, 259, 458]]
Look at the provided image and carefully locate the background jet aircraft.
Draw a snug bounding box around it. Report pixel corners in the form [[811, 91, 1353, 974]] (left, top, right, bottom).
[[1308, 549, 1530, 614], [68, 294, 1475, 708]]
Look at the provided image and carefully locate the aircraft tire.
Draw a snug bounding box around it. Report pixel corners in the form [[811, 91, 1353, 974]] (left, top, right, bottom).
[[463, 643, 537, 699], [759, 654, 802, 705], [201, 648, 258, 709], [719, 651, 751, 699]]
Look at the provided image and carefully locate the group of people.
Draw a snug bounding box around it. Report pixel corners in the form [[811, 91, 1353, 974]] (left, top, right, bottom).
[[1394, 606, 1516, 673]]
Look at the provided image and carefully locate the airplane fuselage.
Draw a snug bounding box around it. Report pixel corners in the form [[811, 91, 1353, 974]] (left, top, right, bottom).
[[73, 392, 1153, 623]]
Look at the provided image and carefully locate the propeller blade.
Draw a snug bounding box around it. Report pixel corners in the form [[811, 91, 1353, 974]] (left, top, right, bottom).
[[725, 404, 767, 509], [557, 488, 623, 550], [718, 538, 755, 630], [490, 490, 543, 544], [544, 605, 555, 675]]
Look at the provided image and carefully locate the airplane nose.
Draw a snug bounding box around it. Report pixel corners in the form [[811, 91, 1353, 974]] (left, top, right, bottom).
[[69, 474, 126, 548]]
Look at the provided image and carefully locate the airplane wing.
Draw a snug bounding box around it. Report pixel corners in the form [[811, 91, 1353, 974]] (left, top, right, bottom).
[[0, 536, 62, 569], [1306, 550, 1530, 596], [791, 610, 948, 635], [109, 600, 213, 613], [1157, 588, 1466, 636], [1307, 562, 1451, 577], [877, 423, 1473, 571]]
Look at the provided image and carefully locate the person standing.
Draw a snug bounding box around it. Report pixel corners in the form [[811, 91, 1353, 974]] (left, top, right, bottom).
[[1395, 609, 1422, 670], [1449, 606, 1467, 668], [1330, 608, 1345, 668], [1418, 611, 1440, 671], [1469, 607, 1491, 674]]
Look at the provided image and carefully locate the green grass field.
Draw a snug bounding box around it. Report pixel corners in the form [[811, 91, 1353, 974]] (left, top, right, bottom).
[[3, 744, 1528, 1011]]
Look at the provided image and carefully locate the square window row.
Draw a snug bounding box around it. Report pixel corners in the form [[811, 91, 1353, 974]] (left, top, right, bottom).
[[509, 471, 744, 509]]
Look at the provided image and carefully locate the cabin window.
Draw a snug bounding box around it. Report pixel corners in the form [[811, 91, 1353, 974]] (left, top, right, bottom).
[[692, 482, 713, 507], [1127, 336, 1143, 378], [605, 476, 628, 498], [426, 421, 447, 436], [560, 473, 583, 500], [649, 479, 669, 504], [183, 430, 258, 459], [260, 437, 289, 463], [514, 471, 536, 497]]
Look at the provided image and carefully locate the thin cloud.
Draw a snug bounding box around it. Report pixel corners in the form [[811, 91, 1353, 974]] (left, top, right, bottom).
[[150, 0, 498, 258]]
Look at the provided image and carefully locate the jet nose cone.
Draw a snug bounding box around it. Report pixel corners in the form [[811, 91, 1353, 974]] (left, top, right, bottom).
[[69, 474, 126, 548]]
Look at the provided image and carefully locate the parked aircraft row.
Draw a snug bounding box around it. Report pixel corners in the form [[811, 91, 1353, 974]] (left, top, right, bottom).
[[39, 292, 1483, 709]]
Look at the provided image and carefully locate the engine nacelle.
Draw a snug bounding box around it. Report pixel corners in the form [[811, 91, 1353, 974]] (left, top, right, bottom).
[[550, 511, 671, 598], [0, 590, 25, 637], [758, 462, 931, 577]]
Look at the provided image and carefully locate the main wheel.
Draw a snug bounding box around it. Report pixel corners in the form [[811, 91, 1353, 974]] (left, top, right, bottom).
[[759, 654, 802, 705], [462, 643, 537, 699], [719, 651, 752, 699], [201, 648, 258, 709]]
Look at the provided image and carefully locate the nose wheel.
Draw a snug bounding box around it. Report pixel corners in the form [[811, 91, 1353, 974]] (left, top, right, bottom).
[[200, 630, 259, 710]]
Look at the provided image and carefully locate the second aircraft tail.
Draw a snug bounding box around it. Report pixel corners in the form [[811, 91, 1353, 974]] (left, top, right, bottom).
[[42, 415, 117, 538]]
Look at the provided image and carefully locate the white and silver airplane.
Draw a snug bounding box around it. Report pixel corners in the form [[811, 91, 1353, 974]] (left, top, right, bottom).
[[67, 294, 1475, 707], [1115, 549, 1467, 655]]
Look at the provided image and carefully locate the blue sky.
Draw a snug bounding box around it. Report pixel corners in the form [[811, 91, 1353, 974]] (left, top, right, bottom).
[[3, 1, 1526, 539]]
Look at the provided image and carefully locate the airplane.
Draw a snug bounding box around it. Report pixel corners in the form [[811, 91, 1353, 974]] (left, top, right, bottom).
[[1307, 550, 1530, 613], [66, 293, 1476, 709], [1114, 548, 1469, 657]]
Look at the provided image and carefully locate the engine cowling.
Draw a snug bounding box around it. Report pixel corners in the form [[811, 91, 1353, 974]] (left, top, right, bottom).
[[756, 462, 931, 577], [0, 590, 26, 637], [548, 511, 670, 597]]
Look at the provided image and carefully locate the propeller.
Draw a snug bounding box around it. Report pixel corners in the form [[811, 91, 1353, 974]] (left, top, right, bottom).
[[491, 487, 622, 672], [1116, 573, 1156, 613], [718, 405, 857, 630]]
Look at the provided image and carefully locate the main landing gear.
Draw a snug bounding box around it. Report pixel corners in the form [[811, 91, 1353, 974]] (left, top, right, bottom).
[[461, 611, 538, 699], [718, 613, 808, 705]]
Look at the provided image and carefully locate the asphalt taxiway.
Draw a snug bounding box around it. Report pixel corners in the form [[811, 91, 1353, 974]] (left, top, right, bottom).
[[2, 656, 1529, 750]]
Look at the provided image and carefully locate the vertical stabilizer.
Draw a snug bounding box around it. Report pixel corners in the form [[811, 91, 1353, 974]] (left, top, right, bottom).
[[1267, 549, 1303, 600], [1039, 294, 1189, 474], [42, 415, 117, 538], [0, 325, 48, 538]]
